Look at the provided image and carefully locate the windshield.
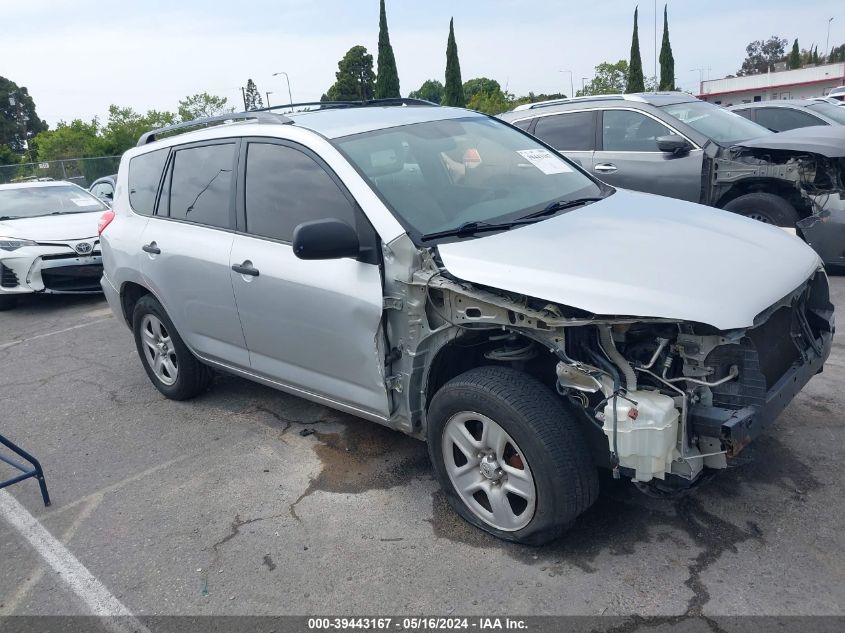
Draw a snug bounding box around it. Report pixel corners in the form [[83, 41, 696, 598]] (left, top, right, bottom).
[[660, 101, 771, 144], [334, 116, 604, 240], [0, 185, 107, 219], [807, 102, 845, 125]]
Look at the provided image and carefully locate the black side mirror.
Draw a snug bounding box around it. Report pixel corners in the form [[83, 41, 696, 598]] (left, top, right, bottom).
[[656, 134, 690, 156], [292, 218, 360, 260], [104, 191, 114, 200]]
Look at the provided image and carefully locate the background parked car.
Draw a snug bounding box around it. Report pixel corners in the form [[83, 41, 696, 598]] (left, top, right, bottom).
[[0, 180, 106, 310], [89, 174, 117, 203], [729, 99, 845, 132], [499, 93, 845, 266], [827, 86, 845, 103]]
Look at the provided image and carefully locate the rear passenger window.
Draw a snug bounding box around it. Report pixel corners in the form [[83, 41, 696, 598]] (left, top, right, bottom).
[[533, 112, 595, 151], [602, 110, 672, 152], [754, 108, 824, 132], [166, 143, 235, 228], [128, 149, 168, 215], [244, 142, 356, 242], [512, 119, 533, 131]]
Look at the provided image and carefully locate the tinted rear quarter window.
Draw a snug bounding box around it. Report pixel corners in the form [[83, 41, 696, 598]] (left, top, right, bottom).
[[244, 142, 357, 242], [533, 111, 595, 151], [128, 149, 168, 215], [166, 143, 235, 228]]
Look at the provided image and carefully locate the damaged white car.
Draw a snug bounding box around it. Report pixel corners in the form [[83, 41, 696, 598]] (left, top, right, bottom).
[[100, 102, 834, 544], [0, 181, 107, 311]]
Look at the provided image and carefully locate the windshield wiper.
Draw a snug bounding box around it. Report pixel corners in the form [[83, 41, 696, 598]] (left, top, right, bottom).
[[420, 220, 516, 241], [520, 196, 604, 221], [420, 196, 605, 242]]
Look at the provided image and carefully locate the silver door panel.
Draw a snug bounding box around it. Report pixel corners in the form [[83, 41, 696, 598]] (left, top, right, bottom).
[[589, 149, 704, 202]]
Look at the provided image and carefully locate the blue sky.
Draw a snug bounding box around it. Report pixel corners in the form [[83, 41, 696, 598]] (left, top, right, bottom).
[[4, 0, 842, 126]]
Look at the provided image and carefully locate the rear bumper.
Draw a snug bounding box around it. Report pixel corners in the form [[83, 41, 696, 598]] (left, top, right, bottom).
[[101, 272, 126, 327], [689, 328, 832, 456]]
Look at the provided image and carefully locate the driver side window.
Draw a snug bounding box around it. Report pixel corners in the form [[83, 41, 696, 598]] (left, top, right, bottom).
[[602, 110, 672, 152]]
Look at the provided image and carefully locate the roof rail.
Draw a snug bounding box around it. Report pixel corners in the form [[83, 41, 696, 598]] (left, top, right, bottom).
[[136, 111, 292, 146], [252, 97, 438, 113]]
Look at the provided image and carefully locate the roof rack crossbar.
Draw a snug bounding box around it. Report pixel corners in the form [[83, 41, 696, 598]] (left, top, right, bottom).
[[251, 97, 438, 113], [136, 111, 292, 146]]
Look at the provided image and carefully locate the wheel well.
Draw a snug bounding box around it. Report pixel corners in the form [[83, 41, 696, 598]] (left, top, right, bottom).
[[425, 331, 559, 410], [120, 282, 150, 326], [715, 179, 810, 218]]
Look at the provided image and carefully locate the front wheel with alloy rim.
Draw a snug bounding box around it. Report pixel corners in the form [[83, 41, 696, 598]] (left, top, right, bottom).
[[427, 366, 599, 545], [132, 294, 213, 400]]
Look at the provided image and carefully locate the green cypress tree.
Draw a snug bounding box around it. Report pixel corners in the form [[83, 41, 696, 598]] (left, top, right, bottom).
[[626, 7, 645, 93], [658, 4, 675, 90], [787, 39, 801, 69], [812, 46, 819, 65], [444, 18, 465, 107], [374, 0, 401, 99]]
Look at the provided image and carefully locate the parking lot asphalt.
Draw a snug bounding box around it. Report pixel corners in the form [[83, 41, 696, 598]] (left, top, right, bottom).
[[1, 279, 844, 620]]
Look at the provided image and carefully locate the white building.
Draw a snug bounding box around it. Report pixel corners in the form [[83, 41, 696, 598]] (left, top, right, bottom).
[[698, 63, 845, 105]]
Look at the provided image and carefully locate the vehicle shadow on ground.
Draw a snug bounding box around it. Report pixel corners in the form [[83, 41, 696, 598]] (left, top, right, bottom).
[[7, 293, 105, 313]]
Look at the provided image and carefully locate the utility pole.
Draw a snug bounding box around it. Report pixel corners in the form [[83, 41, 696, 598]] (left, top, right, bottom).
[[827, 17, 835, 59], [240, 86, 247, 111], [266, 92, 273, 107]]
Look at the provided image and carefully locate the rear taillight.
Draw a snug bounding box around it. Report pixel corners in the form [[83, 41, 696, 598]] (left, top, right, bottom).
[[98, 210, 115, 235]]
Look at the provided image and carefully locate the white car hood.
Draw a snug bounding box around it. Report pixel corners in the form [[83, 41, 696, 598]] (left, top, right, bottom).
[[436, 189, 820, 330], [0, 212, 101, 242]]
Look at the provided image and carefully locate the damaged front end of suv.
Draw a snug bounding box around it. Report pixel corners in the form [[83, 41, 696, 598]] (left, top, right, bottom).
[[711, 127, 845, 267]]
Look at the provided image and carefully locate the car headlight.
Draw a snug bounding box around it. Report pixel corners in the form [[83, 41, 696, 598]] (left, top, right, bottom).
[[0, 237, 38, 251]]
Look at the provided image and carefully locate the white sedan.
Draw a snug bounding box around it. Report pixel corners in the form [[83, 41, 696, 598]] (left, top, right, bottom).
[[0, 180, 108, 311]]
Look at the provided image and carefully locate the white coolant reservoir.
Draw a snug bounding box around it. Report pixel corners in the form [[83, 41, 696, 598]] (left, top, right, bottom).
[[602, 390, 679, 482]]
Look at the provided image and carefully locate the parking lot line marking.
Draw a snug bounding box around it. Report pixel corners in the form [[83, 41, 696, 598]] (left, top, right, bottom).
[[0, 490, 151, 633], [0, 496, 101, 616], [0, 317, 112, 351]]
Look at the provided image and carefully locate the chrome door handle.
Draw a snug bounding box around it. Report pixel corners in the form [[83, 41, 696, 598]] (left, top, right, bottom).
[[232, 261, 259, 277], [142, 242, 161, 255], [594, 163, 618, 173]]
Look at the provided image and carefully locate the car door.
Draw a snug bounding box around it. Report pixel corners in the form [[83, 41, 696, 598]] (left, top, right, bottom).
[[530, 110, 596, 168], [592, 108, 703, 202], [229, 139, 388, 418], [139, 139, 249, 367], [753, 107, 827, 132]]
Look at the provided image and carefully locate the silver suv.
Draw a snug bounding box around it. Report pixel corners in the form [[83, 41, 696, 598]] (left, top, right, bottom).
[[100, 101, 833, 544]]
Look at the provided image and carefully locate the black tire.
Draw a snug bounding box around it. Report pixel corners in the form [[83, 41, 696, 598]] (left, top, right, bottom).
[[132, 294, 213, 400], [722, 192, 800, 228], [0, 295, 18, 311], [427, 366, 599, 545]]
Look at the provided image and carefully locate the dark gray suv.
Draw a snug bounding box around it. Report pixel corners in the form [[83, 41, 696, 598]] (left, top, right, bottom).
[[499, 93, 845, 266]]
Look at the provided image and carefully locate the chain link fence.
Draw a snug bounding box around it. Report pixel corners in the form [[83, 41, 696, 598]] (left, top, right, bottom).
[[0, 155, 122, 187]]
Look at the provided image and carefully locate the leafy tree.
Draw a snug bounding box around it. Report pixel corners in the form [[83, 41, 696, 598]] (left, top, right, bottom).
[[463, 78, 501, 101], [177, 93, 233, 122], [0, 77, 48, 152], [444, 18, 465, 107], [244, 79, 263, 110], [737, 36, 787, 75], [812, 46, 819, 65], [830, 44, 845, 63], [787, 39, 801, 69], [658, 5, 675, 90], [578, 60, 629, 96], [100, 106, 176, 155], [467, 89, 513, 115], [324, 45, 375, 102], [374, 0, 400, 99], [626, 7, 645, 93], [510, 92, 567, 108], [32, 119, 105, 161], [0, 144, 20, 166], [409, 79, 444, 104]]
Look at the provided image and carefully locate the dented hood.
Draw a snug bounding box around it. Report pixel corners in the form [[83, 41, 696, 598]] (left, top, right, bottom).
[[436, 190, 820, 330], [734, 125, 845, 157], [0, 212, 101, 242]]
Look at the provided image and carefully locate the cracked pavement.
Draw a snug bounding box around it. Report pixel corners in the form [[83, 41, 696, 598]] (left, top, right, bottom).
[[0, 281, 844, 619]]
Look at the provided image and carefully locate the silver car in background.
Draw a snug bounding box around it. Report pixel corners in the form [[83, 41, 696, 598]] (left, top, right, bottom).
[[99, 102, 833, 544], [729, 99, 845, 132]]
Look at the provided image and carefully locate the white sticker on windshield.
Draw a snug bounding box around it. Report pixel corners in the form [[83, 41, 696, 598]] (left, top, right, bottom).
[[70, 198, 95, 207], [516, 149, 572, 175]]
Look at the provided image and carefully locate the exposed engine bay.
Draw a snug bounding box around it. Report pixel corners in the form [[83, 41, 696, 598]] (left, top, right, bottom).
[[381, 243, 834, 491]]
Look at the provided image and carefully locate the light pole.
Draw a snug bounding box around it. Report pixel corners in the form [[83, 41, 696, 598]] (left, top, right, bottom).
[[558, 70, 574, 98], [827, 17, 834, 59], [266, 91, 273, 107], [272, 71, 294, 106]]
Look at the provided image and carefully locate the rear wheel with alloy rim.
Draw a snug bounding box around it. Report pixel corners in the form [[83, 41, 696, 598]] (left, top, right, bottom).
[[132, 294, 212, 400], [428, 366, 599, 545]]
